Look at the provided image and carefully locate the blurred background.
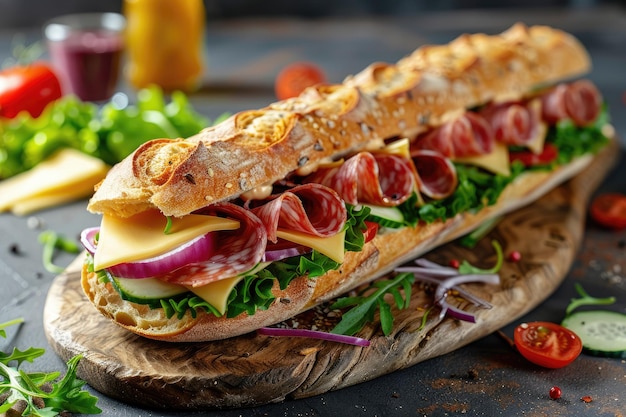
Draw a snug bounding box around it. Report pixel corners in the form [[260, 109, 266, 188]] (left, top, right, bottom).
[[0, 0, 624, 28]]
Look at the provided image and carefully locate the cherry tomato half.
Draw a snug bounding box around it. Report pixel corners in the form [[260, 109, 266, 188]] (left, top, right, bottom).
[[589, 193, 626, 230], [514, 321, 582, 369], [275, 62, 326, 101], [509, 143, 558, 167]]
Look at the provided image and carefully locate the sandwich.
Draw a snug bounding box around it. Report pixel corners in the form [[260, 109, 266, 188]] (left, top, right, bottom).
[[79, 23, 612, 342]]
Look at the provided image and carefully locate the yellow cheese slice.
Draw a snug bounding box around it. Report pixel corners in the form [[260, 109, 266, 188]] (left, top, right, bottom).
[[10, 171, 103, 215], [275, 228, 346, 263], [187, 262, 271, 314], [373, 137, 411, 159], [94, 211, 240, 271], [187, 276, 242, 315], [454, 142, 511, 177], [0, 148, 109, 214]]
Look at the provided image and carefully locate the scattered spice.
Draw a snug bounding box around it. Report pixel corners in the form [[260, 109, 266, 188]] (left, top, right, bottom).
[[449, 259, 460, 269], [549, 386, 562, 400], [9, 243, 23, 256], [581, 395, 593, 403]]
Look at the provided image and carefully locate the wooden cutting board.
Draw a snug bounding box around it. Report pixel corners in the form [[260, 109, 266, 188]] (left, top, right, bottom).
[[43, 139, 619, 411]]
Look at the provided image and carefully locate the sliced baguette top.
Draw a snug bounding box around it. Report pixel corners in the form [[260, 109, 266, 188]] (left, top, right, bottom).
[[87, 23, 591, 218]]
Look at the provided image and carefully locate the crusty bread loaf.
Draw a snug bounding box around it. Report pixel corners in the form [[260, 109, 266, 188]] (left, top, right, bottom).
[[81, 149, 599, 342], [87, 23, 590, 218]]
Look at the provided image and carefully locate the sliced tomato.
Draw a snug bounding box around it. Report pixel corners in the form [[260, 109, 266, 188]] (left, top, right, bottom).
[[363, 221, 379, 243], [589, 193, 626, 230], [514, 321, 582, 368], [509, 143, 558, 167], [275, 62, 326, 101], [0, 62, 62, 119]]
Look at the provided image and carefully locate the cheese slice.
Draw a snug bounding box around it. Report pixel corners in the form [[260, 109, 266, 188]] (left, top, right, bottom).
[[187, 276, 243, 315], [373, 137, 411, 159], [10, 174, 101, 215], [187, 262, 271, 314], [94, 211, 240, 271], [454, 142, 511, 176], [0, 148, 109, 214], [275, 228, 346, 263]]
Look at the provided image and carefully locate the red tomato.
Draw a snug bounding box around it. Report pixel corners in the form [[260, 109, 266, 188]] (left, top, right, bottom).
[[509, 143, 559, 167], [363, 221, 379, 243], [0, 62, 62, 119], [589, 193, 626, 230], [275, 62, 326, 101], [514, 321, 582, 369]]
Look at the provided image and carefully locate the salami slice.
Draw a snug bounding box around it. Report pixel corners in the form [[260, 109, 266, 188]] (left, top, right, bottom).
[[304, 152, 416, 206], [541, 79, 602, 127], [481, 99, 544, 147], [160, 203, 267, 287], [412, 112, 494, 158], [410, 149, 458, 199], [251, 183, 347, 243]]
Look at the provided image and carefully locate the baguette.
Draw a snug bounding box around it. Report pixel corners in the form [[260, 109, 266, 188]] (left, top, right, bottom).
[[82, 23, 608, 342]]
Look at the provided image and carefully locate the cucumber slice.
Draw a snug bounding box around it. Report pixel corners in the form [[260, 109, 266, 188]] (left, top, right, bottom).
[[562, 310, 626, 358], [363, 204, 405, 228], [111, 276, 189, 307]]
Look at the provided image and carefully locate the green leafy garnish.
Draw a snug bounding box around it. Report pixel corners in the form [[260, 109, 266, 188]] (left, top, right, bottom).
[[459, 216, 502, 249], [330, 272, 415, 336], [548, 103, 610, 165], [458, 240, 504, 275], [38, 230, 80, 274], [163, 216, 173, 235], [0, 319, 101, 416], [565, 283, 616, 316]]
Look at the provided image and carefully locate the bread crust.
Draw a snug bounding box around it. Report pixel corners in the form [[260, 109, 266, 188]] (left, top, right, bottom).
[[87, 24, 590, 218], [81, 150, 597, 342]]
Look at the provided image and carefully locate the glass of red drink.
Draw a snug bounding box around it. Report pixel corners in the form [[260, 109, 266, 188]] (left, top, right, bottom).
[[44, 13, 125, 102]]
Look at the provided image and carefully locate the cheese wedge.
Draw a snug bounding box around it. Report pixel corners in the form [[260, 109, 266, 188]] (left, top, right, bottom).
[[276, 228, 346, 263], [0, 148, 109, 214], [94, 210, 240, 271], [187, 262, 271, 314], [187, 276, 242, 315], [454, 142, 511, 176]]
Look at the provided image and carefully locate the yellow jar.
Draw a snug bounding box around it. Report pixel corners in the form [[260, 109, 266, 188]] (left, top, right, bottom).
[[123, 0, 205, 92]]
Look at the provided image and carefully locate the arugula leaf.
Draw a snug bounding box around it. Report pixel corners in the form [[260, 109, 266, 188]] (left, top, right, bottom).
[[0, 319, 101, 416], [330, 272, 415, 336]]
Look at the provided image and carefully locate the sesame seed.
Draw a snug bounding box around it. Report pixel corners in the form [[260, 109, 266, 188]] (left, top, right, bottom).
[[225, 182, 233, 189]]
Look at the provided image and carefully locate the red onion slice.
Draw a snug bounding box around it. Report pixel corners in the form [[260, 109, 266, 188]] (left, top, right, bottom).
[[80, 227, 99, 256], [80, 225, 218, 279], [397, 259, 500, 323], [257, 327, 370, 347], [108, 233, 217, 279], [262, 240, 312, 262]]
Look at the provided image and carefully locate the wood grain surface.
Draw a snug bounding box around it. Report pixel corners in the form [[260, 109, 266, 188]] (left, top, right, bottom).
[[43, 139, 619, 411]]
